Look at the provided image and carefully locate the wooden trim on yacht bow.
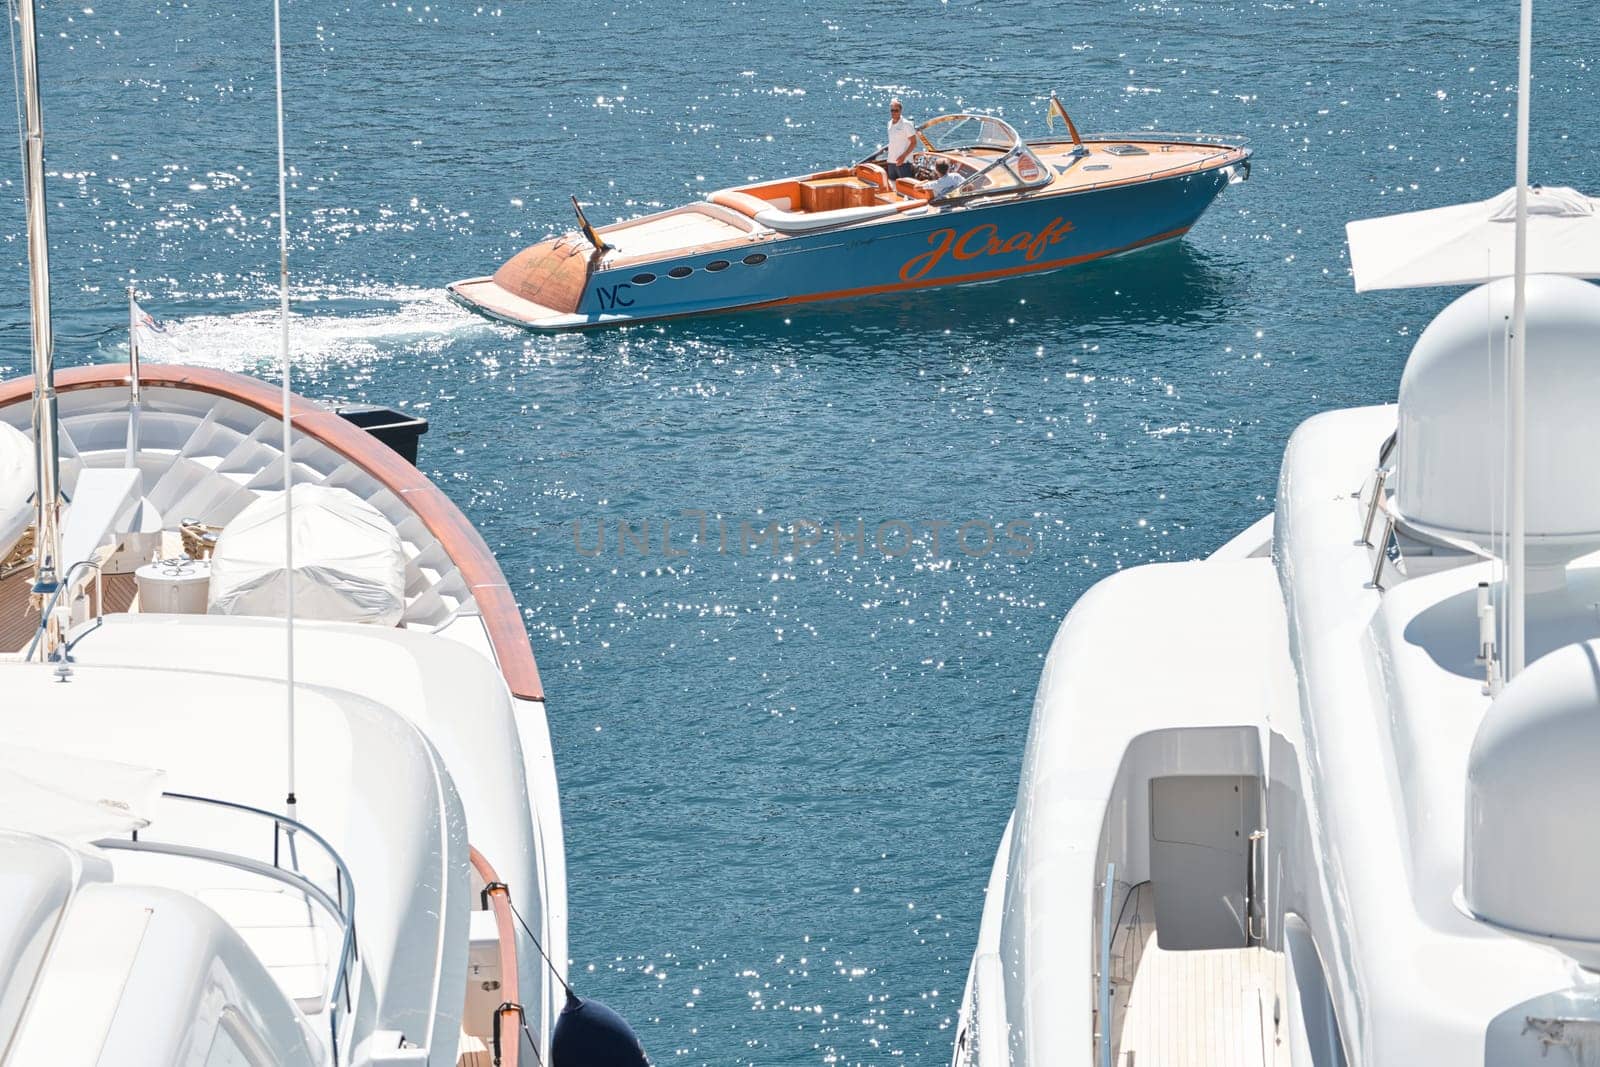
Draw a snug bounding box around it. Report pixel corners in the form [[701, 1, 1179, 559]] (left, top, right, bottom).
[[470, 846, 522, 1067], [0, 364, 545, 702]]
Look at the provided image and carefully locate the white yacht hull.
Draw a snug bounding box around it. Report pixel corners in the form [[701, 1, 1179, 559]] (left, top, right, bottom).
[[955, 402, 1600, 1066], [1, 365, 568, 1067]]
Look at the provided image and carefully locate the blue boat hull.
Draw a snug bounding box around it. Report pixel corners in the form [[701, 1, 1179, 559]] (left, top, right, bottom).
[[450, 154, 1245, 331]]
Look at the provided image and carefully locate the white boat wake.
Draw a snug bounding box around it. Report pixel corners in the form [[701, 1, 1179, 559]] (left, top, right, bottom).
[[123, 285, 510, 371]]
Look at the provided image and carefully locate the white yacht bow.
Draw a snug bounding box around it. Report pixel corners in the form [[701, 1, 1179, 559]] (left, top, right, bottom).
[[0, 367, 569, 1067], [0, 0, 581, 1061]]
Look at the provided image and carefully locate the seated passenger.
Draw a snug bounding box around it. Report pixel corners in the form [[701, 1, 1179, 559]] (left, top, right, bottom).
[[924, 159, 964, 199]]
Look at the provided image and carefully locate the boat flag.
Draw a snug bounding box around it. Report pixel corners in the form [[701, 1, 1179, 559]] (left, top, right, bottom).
[[129, 296, 191, 358], [131, 299, 167, 343], [1048, 94, 1085, 150], [571, 195, 612, 253]]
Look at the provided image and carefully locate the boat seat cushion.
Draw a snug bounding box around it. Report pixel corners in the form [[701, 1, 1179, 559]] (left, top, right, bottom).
[[895, 178, 933, 201], [708, 189, 773, 219]]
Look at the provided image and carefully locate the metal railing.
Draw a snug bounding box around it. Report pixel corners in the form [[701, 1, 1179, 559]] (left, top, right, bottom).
[[24, 558, 102, 662], [1022, 131, 1251, 195], [937, 145, 1056, 205], [95, 791, 359, 1064], [1048, 130, 1251, 147], [1097, 861, 1115, 1067], [1361, 432, 1401, 590]]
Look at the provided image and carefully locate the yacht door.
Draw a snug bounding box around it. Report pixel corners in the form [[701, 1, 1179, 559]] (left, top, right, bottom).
[[1148, 774, 1260, 950]]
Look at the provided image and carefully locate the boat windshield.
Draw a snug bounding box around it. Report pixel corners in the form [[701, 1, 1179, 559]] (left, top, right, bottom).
[[918, 114, 1019, 154], [916, 114, 1051, 198]]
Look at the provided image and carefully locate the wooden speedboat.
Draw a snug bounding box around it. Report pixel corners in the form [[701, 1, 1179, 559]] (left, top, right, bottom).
[[449, 107, 1250, 331]]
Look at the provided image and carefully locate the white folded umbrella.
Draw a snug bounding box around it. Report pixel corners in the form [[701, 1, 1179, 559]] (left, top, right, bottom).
[[1346, 185, 1600, 292]]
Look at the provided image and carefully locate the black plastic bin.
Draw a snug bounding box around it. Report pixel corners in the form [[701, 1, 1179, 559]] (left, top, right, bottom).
[[335, 404, 430, 465]]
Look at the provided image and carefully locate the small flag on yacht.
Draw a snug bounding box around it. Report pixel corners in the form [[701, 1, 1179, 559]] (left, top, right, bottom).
[[132, 300, 167, 337]]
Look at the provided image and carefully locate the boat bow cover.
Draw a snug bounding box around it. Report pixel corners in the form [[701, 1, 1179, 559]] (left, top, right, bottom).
[[208, 484, 407, 625]]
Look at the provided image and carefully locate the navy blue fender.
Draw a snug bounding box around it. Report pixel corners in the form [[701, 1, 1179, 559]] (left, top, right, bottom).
[[551, 992, 650, 1067]]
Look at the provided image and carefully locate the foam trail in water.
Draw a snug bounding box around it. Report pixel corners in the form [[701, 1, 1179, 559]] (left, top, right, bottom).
[[129, 285, 512, 371]]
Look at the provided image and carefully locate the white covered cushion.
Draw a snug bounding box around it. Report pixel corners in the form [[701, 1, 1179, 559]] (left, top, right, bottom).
[[0, 421, 32, 562], [208, 485, 406, 625]]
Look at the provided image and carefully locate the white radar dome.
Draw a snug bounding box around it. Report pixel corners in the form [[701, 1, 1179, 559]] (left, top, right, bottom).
[[1464, 638, 1600, 969], [1392, 274, 1600, 572]]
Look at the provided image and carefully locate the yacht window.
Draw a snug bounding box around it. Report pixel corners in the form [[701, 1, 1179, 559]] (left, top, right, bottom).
[[742, 253, 768, 266], [668, 266, 693, 279], [631, 273, 657, 285], [706, 260, 731, 272], [205, 1011, 272, 1067], [204, 1029, 254, 1067]]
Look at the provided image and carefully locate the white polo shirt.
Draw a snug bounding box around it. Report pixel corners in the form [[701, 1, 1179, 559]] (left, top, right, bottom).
[[929, 172, 963, 198], [887, 116, 916, 163]]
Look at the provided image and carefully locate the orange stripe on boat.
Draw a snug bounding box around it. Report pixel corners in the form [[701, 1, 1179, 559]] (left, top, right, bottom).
[[768, 223, 1192, 309]]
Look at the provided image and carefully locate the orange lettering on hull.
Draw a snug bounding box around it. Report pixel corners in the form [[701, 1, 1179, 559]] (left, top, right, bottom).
[[899, 217, 1074, 282]]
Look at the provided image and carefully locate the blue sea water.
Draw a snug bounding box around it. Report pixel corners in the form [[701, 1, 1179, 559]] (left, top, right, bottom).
[[2, 1, 1596, 1063]]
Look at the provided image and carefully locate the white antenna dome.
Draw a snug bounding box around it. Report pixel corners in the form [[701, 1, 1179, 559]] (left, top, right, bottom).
[[1464, 639, 1600, 968], [1392, 275, 1600, 571]]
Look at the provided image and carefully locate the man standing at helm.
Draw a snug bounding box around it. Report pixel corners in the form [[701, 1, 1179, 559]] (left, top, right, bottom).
[[885, 99, 917, 181]]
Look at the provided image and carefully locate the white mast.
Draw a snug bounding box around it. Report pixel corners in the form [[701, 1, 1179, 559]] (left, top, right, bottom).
[[126, 287, 142, 468], [1506, 0, 1532, 679], [18, 0, 63, 642], [271, 0, 298, 818]]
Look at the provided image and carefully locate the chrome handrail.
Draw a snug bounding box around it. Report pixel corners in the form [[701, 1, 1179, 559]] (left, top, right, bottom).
[[96, 835, 347, 916], [1097, 862, 1115, 1067], [24, 557, 102, 662], [1007, 134, 1250, 198], [1360, 468, 1390, 547], [1064, 152, 1248, 196], [1035, 130, 1252, 147], [1247, 829, 1268, 944], [1370, 516, 1397, 591], [936, 144, 1055, 205], [95, 790, 358, 1064]]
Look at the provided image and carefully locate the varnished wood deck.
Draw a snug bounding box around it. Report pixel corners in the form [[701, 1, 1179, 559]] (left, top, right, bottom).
[[491, 235, 593, 315], [2, 570, 139, 654], [1038, 138, 1244, 191], [0, 571, 39, 653]]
